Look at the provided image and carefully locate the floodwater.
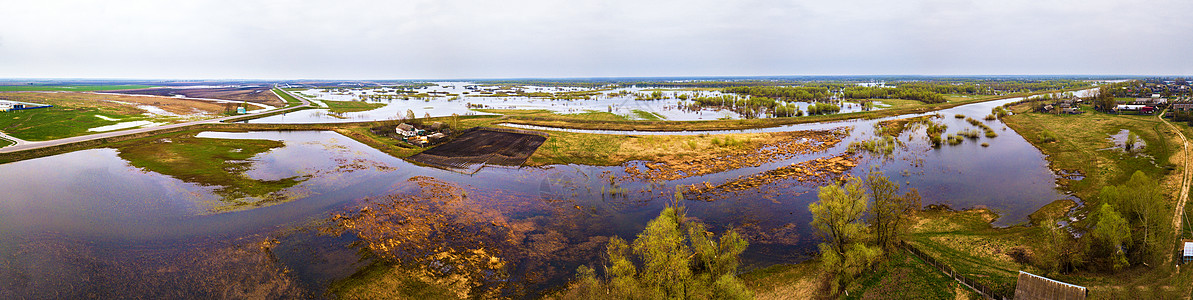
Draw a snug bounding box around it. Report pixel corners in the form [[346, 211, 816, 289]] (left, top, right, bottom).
[[0, 90, 1089, 298], [247, 84, 878, 123]]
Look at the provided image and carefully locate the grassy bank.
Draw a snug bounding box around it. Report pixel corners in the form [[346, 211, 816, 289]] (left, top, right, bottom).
[[1002, 104, 1176, 205], [742, 245, 981, 299], [904, 208, 1046, 297], [272, 88, 303, 107], [500, 88, 1086, 132], [0, 137, 13, 148]]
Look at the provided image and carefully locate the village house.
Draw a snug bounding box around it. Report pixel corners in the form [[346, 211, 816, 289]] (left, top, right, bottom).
[[1133, 98, 1168, 106], [1113, 104, 1154, 114], [395, 123, 417, 137], [1173, 103, 1193, 113]]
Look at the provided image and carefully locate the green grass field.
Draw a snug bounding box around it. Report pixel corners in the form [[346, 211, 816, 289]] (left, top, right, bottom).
[[0, 107, 150, 141], [0, 85, 154, 92], [0, 137, 13, 147]]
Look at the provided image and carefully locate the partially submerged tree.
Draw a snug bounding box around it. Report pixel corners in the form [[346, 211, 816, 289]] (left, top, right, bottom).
[[558, 205, 751, 300], [809, 177, 882, 295], [865, 170, 922, 250]]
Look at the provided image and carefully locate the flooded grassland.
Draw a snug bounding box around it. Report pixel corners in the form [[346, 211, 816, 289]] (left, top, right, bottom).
[[0, 89, 1089, 298]]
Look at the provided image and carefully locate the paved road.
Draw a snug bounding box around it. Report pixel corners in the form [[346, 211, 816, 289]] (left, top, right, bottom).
[[1158, 109, 1191, 264], [0, 86, 310, 154]]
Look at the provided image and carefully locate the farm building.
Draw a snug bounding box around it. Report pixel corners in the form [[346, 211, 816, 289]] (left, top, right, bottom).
[[396, 123, 417, 137], [1013, 271, 1086, 300], [1113, 105, 1155, 114], [0, 100, 51, 112]]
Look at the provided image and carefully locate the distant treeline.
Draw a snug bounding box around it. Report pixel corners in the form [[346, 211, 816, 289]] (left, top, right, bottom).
[[723, 86, 946, 104], [719, 80, 1090, 104]]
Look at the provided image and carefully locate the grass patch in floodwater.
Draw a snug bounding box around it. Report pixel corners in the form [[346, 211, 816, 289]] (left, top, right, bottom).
[[848, 135, 896, 157], [329, 261, 461, 300], [324, 100, 386, 113], [0, 107, 146, 140], [632, 109, 665, 120], [117, 131, 305, 210]]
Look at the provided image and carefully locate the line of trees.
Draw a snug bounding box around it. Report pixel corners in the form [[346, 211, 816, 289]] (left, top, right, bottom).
[[1033, 171, 1174, 275], [839, 86, 947, 103]]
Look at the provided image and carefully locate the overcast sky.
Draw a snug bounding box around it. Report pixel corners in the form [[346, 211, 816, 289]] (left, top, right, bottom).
[[1, 0, 1190, 79]]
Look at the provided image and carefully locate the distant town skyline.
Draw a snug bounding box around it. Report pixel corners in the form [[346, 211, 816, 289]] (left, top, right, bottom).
[[1, 0, 1190, 79]]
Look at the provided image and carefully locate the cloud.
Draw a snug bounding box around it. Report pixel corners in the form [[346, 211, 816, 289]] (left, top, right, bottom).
[[0, 0, 1189, 79]]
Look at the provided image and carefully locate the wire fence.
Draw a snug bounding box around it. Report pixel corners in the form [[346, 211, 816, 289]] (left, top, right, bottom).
[[898, 240, 1011, 300]]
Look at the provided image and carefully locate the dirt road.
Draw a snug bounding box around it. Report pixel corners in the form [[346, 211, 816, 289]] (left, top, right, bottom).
[[1158, 110, 1190, 263]]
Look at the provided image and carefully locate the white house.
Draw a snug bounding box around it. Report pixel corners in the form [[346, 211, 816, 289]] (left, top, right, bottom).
[[396, 123, 417, 137]]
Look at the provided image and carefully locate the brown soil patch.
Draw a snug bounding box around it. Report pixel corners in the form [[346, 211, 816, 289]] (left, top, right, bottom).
[[111, 86, 283, 106], [622, 129, 849, 182], [408, 128, 548, 172], [684, 153, 859, 201]]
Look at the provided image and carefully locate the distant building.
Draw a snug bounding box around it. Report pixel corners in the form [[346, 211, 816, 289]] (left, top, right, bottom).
[[396, 123, 417, 137], [426, 132, 446, 143], [1114, 104, 1146, 112], [1183, 240, 1193, 265], [1173, 103, 1193, 112]]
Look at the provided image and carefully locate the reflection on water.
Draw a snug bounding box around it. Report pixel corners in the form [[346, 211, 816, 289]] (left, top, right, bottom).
[[0, 92, 1085, 297]]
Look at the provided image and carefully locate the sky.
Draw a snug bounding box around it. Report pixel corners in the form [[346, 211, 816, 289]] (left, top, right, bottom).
[[0, 0, 1190, 79]]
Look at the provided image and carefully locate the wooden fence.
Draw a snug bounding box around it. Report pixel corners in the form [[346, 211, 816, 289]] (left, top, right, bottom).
[[898, 240, 1012, 300]]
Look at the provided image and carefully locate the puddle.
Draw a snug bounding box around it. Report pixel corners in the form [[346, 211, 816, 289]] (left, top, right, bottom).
[[87, 120, 163, 132]]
